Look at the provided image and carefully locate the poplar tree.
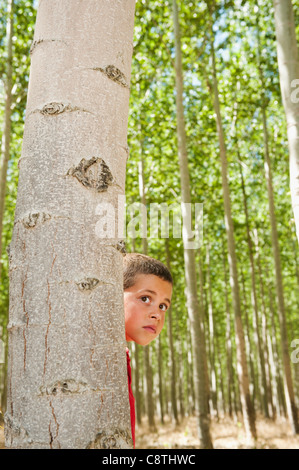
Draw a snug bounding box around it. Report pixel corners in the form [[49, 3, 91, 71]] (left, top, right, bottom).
[[272, 0, 299, 243], [206, 0, 257, 443], [5, 0, 136, 448], [172, 0, 213, 449]]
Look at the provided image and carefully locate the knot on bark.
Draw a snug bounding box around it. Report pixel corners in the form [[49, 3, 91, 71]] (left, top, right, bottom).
[[41, 102, 67, 115], [22, 212, 51, 228], [4, 414, 32, 445], [116, 240, 126, 254], [97, 65, 129, 88], [40, 379, 89, 396], [67, 157, 114, 192], [33, 102, 90, 117], [86, 429, 132, 449], [76, 277, 99, 292]]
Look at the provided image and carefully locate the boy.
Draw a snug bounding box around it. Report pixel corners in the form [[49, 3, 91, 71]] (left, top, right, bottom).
[[123, 253, 173, 448]]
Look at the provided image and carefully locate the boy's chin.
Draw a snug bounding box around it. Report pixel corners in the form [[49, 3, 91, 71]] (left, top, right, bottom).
[[126, 331, 158, 346], [131, 338, 152, 347]]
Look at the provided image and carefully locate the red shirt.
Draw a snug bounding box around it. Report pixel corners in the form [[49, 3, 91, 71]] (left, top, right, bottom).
[[126, 348, 135, 448]]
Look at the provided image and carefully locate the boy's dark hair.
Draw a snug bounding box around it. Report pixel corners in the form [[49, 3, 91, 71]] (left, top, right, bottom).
[[123, 253, 173, 290]]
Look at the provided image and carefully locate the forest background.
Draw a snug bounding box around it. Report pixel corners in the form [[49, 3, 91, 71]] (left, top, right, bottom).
[[0, 0, 299, 449]]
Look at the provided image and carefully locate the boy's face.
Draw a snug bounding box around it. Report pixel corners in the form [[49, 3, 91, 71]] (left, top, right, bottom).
[[124, 274, 172, 346]]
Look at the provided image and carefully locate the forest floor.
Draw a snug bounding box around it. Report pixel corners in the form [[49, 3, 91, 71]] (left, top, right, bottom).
[[1, 414, 299, 449], [135, 414, 299, 449]]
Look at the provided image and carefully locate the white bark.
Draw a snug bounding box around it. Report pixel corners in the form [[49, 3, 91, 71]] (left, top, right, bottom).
[[273, 0, 299, 243], [5, 0, 135, 449]]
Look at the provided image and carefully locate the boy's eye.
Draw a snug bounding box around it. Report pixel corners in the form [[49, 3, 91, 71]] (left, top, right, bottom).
[[141, 296, 150, 303], [159, 303, 168, 312]]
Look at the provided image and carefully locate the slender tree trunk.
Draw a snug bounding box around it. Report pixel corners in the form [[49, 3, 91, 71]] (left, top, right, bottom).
[[294, 361, 299, 410], [216, 337, 226, 416], [158, 334, 164, 425], [0, 338, 8, 415], [257, 8, 299, 434], [130, 232, 142, 426], [238, 159, 270, 418], [166, 308, 178, 424], [261, 305, 274, 418], [172, 0, 212, 448], [132, 341, 142, 426], [5, 0, 136, 449], [143, 345, 156, 431], [0, 0, 13, 284], [272, 0, 299, 243], [166, 241, 179, 425], [178, 337, 185, 419], [267, 325, 279, 419], [138, 134, 156, 432], [186, 331, 196, 417], [206, 243, 218, 419], [207, 17, 256, 442], [240, 266, 258, 412], [291, 237, 299, 297], [258, 8, 299, 430], [198, 249, 211, 414], [260, 100, 299, 433], [223, 252, 233, 418], [266, 272, 287, 418]]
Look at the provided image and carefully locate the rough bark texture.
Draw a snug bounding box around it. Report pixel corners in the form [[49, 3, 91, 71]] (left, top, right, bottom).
[[273, 0, 299, 243], [172, 0, 213, 449], [5, 0, 136, 449]]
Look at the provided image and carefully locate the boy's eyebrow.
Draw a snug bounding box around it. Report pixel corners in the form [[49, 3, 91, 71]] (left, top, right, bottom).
[[141, 289, 171, 305]]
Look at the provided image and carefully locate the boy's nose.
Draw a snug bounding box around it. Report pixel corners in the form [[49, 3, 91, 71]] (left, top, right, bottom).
[[150, 309, 161, 320]]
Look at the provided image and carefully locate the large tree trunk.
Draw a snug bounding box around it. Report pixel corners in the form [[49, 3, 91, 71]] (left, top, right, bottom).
[[172, 0, 212, 449], [5, 0, 136, 449], [272, 0, 299, 243]]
